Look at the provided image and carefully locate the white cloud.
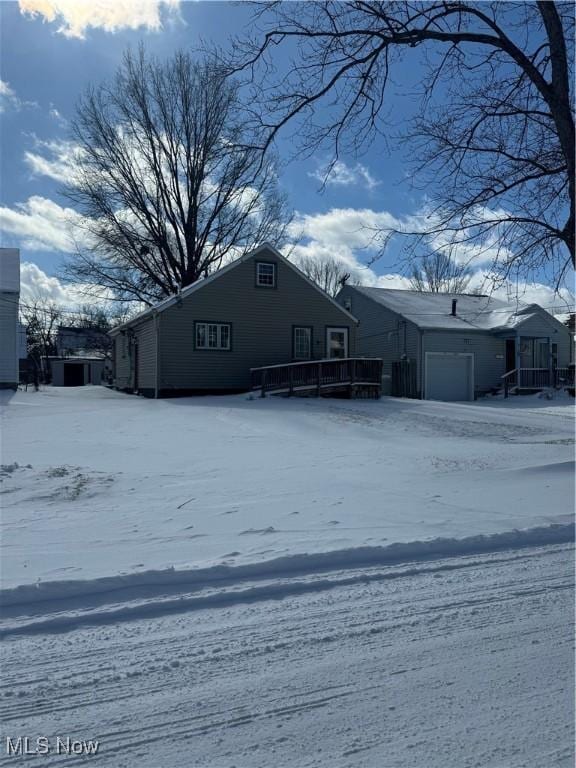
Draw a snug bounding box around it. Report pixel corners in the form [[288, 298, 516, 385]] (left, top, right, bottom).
[[290, 207, 402, 253], [0, 196, 87, 253], [18, 0, 182, 39], [309, 160, 380, 191], [288, 207, 407, 286], [288, 207, 574, 316], [24, 139, 82, 185], [20, 261, 95, 306], [48, 106, 67, 126], [0, 79, 38, 113], [468, 271, 574, 316]]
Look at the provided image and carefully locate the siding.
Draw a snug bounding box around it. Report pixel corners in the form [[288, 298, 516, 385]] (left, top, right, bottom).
[[422, 331, 505, 395], [336, 286, 420, 395], [113, 317, 156, 391], [113, 333, 131, 389], [0, 290, 19, 387], [158, 250, 357, 391], [515, 311, 572, 367], [134, 318, 156, 390]]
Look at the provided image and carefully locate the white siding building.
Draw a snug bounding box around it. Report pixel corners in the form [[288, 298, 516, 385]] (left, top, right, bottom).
[[0, 248, 20, 389]]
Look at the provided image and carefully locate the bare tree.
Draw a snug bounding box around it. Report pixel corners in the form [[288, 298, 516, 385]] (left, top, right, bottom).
[[62, 304, 132, 357], [295, 254, 358, 296], [63, 47, 292, 305], [19, 294, 62, 382], [409, 252, 472, 293], [231, 2, 574, 286]]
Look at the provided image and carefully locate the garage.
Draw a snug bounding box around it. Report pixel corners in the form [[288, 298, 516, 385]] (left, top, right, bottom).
[[425, 352, 474, 402]]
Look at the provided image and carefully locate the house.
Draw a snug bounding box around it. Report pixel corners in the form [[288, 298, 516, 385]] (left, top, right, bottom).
[[110, 244, 358, 397], [336, 286, 573, 401], [0, 248, 20, 390], [56, 326, 110, 357]]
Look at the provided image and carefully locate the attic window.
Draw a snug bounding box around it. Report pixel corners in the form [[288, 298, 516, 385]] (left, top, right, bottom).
[[256, 261, 276, 288]]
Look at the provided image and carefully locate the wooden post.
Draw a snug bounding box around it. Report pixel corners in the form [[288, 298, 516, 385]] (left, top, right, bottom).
[[349, 358, 356, 399], [515, 331, 521, 389], [317, 362, 322, 397], [289, 366, 294, 396], [261, 369, 268, 398]]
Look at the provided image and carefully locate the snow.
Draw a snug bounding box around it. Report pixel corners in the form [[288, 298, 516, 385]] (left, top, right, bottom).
[[351, 286, 547, 331], [1, 543, 573, 767], [1, 386, 573, 604], [1, 386, 574, 766]]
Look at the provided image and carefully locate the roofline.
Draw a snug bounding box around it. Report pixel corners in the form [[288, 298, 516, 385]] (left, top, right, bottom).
[[339, 284, 571, 333], [110, 243, 358, 335]]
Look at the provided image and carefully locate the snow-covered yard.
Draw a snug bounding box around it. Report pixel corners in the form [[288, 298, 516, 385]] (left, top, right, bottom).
[[1, 386, 574, 601], [1, 386, 574, 766]]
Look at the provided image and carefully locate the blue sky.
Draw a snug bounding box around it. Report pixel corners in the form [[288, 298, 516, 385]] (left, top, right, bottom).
[[0, 0, 573, 313]]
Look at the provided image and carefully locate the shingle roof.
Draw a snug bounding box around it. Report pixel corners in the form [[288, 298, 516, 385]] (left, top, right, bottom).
[[350, 287, 542, 332]]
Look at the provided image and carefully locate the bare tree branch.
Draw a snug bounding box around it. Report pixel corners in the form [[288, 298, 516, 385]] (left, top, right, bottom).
[[228, 1, 575, 285], [63, 47, 293, 305]]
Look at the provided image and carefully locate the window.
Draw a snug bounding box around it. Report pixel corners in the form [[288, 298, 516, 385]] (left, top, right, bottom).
[[326, 327, 349, 359], [256, 261, 276, 287], [195, 322, 231, 350], [293, 327, 312, 360]]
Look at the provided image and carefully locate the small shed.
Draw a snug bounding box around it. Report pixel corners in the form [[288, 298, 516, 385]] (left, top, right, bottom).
[[47, 356, 106, 387]]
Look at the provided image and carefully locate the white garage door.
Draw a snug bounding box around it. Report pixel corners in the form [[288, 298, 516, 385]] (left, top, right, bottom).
[[425, 353, 473, 402]]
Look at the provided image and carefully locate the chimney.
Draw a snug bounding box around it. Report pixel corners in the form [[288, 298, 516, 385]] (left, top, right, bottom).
[[451, 299, 457, 316]]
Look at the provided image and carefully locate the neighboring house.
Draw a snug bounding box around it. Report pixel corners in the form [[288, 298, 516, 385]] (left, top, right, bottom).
[[45, 355, 106, 387], [56, 326, 110, 356], [0, 248, 20, 389], [110, 244, 358, 397], [336, 286, 573, 401]]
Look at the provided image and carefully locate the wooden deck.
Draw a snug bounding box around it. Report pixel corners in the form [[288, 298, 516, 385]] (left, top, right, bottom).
[[250, 358, 383, 399]]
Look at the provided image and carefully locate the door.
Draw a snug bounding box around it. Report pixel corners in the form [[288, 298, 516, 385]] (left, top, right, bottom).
[[63, 363, 85, 387], [326, 327, 349, 359], [425, 353, 473, 401], [505, 339, 516, 372]]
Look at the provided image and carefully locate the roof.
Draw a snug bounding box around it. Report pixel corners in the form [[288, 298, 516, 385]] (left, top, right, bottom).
[[110, 243, 358, 334], [346, 287, 558, 333]]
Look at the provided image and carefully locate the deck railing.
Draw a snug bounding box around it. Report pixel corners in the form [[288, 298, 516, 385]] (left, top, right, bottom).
[[250, 357, 383, 398], [502, 367, 575, 397]]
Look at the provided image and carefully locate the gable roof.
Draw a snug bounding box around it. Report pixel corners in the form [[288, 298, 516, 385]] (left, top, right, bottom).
[[110, 243, 357, 334], [344, 286, 563, 333]]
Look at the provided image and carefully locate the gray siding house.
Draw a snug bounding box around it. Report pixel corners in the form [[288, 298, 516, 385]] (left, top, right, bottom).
[[0, 248, 20, 389], [110, 244, 358, 397], [336, 286, 572, 401]]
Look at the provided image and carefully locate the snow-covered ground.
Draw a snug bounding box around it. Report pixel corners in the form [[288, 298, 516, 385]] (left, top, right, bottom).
[[1, 386, 574, 599], [1, 386, 574, 766], [1, 544, 573, 767]]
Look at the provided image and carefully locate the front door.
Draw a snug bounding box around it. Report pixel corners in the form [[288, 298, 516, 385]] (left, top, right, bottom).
[[505, 339, 516, 372], [326, 327, 349, 359]]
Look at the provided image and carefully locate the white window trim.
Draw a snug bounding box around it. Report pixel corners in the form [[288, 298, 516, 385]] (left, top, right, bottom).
[[326, 327, 349, 359], [256, 261, 277, 288], [195, 322, 231, 350], [293, 326, 312, 360]]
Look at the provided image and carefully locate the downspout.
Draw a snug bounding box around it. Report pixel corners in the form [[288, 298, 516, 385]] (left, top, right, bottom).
[[420, 330, 424, 399]]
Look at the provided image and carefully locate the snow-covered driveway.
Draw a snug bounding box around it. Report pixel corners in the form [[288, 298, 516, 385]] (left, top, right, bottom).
[[1, 543, 573, 767]]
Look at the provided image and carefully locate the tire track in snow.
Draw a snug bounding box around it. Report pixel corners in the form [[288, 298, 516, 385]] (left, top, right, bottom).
[[1, 544, 573, 767]]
